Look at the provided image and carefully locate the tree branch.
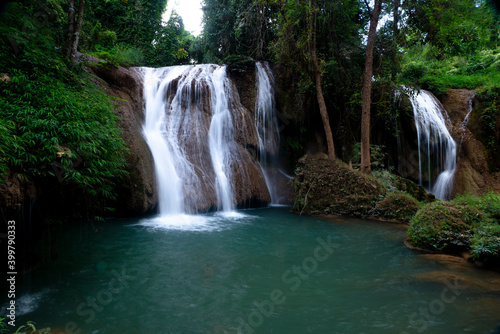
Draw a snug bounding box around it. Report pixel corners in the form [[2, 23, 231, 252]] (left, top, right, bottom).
[[363, 0, 371, 14]]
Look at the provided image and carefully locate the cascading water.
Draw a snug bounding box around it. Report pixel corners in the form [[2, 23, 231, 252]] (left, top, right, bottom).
[[407, 89, 457, 199], [141, 64, 276, 221], [208, 66, 237, 212], [254, 62, 280, 203], [142, 66, 190, 215], [457, 92, 475, 159]]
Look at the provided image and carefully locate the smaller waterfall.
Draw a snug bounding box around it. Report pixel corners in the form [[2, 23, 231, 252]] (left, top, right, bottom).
[[254, 62, 280, 204], [460, 92, 475, 130], [457, 91, 475, 163], [407, 89, 457, 199]]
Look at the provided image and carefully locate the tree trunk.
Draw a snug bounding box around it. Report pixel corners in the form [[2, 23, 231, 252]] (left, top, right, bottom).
[[392, 0, 400, 79], [69, 0, 85, 62], [360, 0, 382, 174], [65, 0, 85, 62], [310, 0, 335, 159], [65, 0, 75, 59]]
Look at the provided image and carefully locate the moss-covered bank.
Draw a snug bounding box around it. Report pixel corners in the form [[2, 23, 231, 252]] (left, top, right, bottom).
[[406, 193, 500, 268], [292, 154, 385, 216]]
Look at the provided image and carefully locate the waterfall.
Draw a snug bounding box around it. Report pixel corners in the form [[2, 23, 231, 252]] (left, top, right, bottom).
[[254, 62, 280, 204], [208, 66, 236, 212], [407, 89, 457, 199], [141, 64, 276, 218], [142, 66, 190, 215]]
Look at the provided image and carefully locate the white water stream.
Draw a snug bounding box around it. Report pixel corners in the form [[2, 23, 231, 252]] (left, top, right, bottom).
[[255, 62, 280, 203], [407, 89, 457, 199]]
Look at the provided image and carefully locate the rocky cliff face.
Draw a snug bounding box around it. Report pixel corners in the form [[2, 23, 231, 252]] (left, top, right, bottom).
[[89, 64, 158, 216], [440, 89, 500, 196]]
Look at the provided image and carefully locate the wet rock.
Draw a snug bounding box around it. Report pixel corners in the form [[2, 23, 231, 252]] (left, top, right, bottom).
[[440, 89, 500, 196], [89, 65, 157, 216], [0, 172, 36, 217]]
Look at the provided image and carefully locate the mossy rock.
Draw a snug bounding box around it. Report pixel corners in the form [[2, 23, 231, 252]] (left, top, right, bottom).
[[376, 192, 421, 223], [394, 177, 434, 202], [407, 201, 485, 253], [292, 154, 385, 216]]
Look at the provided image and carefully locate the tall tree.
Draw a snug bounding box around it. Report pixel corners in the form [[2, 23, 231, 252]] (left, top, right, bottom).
[[309, 0, 335, 159], [360, 0, 382, 174], [200, 0, 278, 62], [65, 0, 85, 62], [271, 0, 336, 159]]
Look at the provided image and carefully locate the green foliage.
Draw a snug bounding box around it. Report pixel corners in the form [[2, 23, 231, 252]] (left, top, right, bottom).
[[99, 30, 117, 49], [0, 2, 128, 219], [146, 12, 196, 66], [270, 0, 365, 156], [224, 54, 255, 73], [471, 223, 500, 266], [453, 192, 500, 221], [91, 42, 144, 68], [0, 318, 51, 334], [402, 0, 497, 56], [407, 201, 485, 252], [376, 191, 421, 223], [408, 193, 500, 266], [400, 61, 428, 82], [0, 317, 8, 334], [200, 0, 278, 62], [476, 86, 500, 162], [455, 192, 500, 266], [399, 46, 500, 95], [349, 143, 388, 170]]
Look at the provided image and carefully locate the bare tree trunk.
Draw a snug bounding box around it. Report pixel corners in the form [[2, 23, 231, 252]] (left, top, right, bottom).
[[392, 0, 400, 79], [360, 0, 382, 174], [310, 0, 335, 159], [65, 0, 75, 59], [65, 0, 85, 62], [69, 0, 85, 62]]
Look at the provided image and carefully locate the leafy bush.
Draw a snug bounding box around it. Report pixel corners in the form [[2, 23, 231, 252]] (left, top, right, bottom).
[[453, 192, 500, 221], [114, 43, 144, 67], [376, 192, 421, 223], [471, 223, 500, 266], [99, 30, 117, 49], [400, 61, 428, 82], [0, 3, 128, 219], [349, 143, 388, 170], [398, 45, 500, 95], [407, 201, 485, 252], [91, 43, 144, 67]]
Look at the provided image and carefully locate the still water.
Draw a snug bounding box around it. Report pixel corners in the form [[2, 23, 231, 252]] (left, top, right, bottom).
[[6, 207, 500, 333]]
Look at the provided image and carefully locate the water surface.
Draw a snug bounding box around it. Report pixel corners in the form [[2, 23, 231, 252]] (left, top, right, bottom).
[[6, 208, 500, 333]]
